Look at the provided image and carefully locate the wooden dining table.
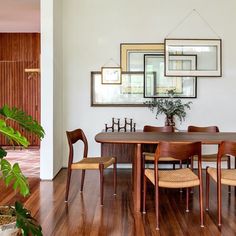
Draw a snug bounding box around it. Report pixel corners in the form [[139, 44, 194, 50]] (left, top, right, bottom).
[[95, 131, 236, 212]]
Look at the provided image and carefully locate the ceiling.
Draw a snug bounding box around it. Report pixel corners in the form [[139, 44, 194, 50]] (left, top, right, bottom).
[[0, 0, 40, 32]]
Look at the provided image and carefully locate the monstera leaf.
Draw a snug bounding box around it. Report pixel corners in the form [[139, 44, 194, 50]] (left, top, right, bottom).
[[0, 119, 29, 147], [0, 105, 45, 139], [0, 159, 29, 196], [15, 201, 43, 236]]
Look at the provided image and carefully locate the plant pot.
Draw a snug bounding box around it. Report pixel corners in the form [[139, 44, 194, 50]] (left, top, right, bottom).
[[165, 115, 175, 127], [0, 206, 20, 236]]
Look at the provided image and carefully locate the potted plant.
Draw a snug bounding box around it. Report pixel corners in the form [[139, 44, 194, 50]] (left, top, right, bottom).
[[0, 105, 44, 235], [145, 90, 192, 127]]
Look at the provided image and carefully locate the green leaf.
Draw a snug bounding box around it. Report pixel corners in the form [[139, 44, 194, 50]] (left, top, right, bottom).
[[0, 159, 29, 196], [15, 201, 43, 236], [0, 119, 29, 147], [0, 147, 7, 159], [0, 105, 45, 139]]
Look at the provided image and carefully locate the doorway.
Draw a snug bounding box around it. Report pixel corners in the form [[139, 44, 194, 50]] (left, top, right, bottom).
[[0, 33, 41, 177]]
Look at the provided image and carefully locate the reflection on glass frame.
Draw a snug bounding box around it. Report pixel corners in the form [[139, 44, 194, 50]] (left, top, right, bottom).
[[91, 71, 152, 107], [101, 67, 121, 84], [144, 54, 197, 98], [165, 38, 222, 77], [120, 43, 164, 71]]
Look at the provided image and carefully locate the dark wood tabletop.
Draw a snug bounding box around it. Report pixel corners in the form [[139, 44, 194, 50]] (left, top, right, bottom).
[[95, 131, 236, 145]]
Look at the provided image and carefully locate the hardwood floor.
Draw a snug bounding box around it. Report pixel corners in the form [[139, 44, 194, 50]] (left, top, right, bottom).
[[1, 169, 236, 236], [5, 148, 40, 177]]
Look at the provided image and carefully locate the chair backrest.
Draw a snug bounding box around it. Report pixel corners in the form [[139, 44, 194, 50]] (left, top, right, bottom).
[[143, 125, 174, 153], [218, 141, 236, 161], [143, 125, 174, 132], [66, 129, 88, 165], [188, 125, 219, 133], [155, 141, 202, 162]]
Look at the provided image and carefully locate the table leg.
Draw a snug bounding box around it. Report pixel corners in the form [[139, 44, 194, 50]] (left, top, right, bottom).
[[133, 143, 142, 212]]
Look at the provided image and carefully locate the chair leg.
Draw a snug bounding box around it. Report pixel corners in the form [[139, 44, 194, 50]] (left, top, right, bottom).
[[99, 164, 104, 206], [155, 185, 160, 230], [190, 157, 194, 194], [65, 167, 72, 202], [199, 180, 204, 227], [180, 160, 182, 169], [227, 156, 231, 193], [142, 175, 147, 214], [206, 167, 210, 211], [80, 170, 86, 192], [217, 178, 222, 226], [235, 158, 236, 196], [113, 161, 117, 195], [186, 188, 189, 212], [142, 154, 145, 195]]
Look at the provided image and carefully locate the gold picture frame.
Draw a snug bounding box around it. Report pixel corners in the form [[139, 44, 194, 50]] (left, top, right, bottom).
[[120, 43, 164, 71]]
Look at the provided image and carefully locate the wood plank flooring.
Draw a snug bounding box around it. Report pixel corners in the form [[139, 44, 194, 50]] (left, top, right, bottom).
[[5, 148, 40, 177], [0, 169, 236, 236]]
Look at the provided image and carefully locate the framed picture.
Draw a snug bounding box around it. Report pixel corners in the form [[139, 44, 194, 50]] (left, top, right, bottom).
[[91, 71, 152, 106], [120, 43, 164, 71], [144, 54, 197, 98], [101, 67, 121, 84], [165, 39, 222, 77]]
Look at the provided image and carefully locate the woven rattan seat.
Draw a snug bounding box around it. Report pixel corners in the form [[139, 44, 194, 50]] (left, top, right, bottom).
[[207, 167, 236, 186], [71, 157, 115, 170], [143, 152, 177, 162], [145, 168, 200, 188], [193, 154, 229, 162]]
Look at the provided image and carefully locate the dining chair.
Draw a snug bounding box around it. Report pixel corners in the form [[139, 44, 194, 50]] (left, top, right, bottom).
[[142, 141, 204, 230], [142, 125, 180, 169], [206, 141, 236, 226], [65, 128, 117, 205], [188, 126, 231, 192]]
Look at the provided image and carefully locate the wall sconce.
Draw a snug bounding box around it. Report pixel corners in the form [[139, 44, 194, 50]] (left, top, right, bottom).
[[24, 68, 40, 79]]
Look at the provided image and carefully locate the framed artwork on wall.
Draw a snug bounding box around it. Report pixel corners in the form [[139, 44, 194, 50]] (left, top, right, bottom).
[[91, 71, 152, 106], [101, 67, 121, 84], [120, 43, 164, 71], [165, 38, 222, 77], [144, 54, 197, 98]]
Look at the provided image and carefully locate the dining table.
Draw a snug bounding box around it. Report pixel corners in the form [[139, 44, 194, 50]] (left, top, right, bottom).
[[95, 131, 236, 212]]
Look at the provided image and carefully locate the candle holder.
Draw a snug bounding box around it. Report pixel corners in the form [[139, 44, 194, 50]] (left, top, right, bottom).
[[105, 118, 136, 132]]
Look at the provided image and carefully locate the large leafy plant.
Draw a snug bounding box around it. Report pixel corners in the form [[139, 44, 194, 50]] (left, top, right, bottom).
[[145, 90, 192, 124], [0, 105, 44, 235]]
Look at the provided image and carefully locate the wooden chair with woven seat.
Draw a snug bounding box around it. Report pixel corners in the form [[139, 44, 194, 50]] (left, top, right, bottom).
[[188, 125, 231, 192], [206, 141, 236, 226], [188, 126, 231, 168], [142, 125, 181, 170], [65, 128, 117, 205], [142, 141, 204, 230]]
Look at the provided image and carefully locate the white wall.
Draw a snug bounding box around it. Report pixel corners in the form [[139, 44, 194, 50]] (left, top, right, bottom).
[[53, 0, 63, 176], [62, 0, 236, 165], [40, 0, 63, 179]]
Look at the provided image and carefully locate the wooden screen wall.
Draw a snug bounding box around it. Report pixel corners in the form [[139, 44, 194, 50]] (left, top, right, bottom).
[[0, 33, 40, 146]]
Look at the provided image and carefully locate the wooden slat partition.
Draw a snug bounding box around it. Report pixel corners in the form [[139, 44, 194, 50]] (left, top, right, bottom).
[[0, 33, 40, 146], [0, 61, 40, 146]]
